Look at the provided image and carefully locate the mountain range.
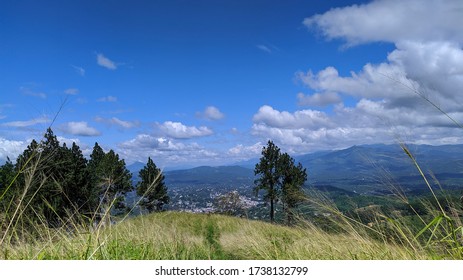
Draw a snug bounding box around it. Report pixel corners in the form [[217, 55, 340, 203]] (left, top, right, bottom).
[[128, 143, 463, 194]]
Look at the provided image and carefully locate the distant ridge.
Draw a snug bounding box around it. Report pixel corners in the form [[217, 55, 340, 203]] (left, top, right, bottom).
[[127, 144, 463, 193]]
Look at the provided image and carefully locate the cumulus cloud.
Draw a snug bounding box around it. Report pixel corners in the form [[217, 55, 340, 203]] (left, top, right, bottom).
[[60, 122, 101, 136], [96, 53, 117, 70], [253, 105, 333, 129], [158, 121, 213, 139], [120, 134, 187, 151], [97, 96, 118, 102], [227, 142, 263, 160], [297, 92, 342, 107], [2, 116, 49, 128], [251, 102, 463, 154], [118, 134, 219, 166], [304, 0, 463, 46], [262, 0, 463, 153], [196, 106, 225, 120], [95, 116, 140, 129], [0, 138, 27, 162]]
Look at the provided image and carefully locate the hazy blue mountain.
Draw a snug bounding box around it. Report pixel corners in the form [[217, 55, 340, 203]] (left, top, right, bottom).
[[128, 144, 463, 194], [164, 165, 255, 186], [296, 144, 463, 193]]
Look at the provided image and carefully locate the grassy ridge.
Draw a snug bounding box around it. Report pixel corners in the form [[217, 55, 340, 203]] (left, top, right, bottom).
[[2, 211, 433, 260]]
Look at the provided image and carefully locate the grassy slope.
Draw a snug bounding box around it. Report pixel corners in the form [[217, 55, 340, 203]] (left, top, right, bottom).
[[3, 211, 432, 260]]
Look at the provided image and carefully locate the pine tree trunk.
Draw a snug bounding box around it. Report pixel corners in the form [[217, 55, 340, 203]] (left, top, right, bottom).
[[270, 199, 274, 223]]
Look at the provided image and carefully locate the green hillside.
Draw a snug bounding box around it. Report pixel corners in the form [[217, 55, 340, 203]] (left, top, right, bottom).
[[2, 211, 437, 260]]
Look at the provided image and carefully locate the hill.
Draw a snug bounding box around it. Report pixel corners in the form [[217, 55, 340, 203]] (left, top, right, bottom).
[[3, 211, 432, 260], [296, 144, 463, 193]]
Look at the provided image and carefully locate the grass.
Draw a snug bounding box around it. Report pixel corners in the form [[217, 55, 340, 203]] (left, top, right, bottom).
[[0, 211, 433, 260]]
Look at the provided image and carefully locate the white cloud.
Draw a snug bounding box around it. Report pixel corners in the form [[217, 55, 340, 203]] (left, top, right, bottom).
[[96, 53, 117, 70], [196, 106, 225, 120], [97, 96, 118, 102], [0, 138, 27, 162], [71, 65, 85, 76], [251, 101, 463, 155], [64, 88, 79, 95], [304, 0, 463, 46], [120, 134, 186, 151], [60, 122, 101, 136], [2, 116, 49, 128], [297, 92, 342, 107], [118, 134, 219, 166], [158, 121, 213, 139], [95, 116, 139, 129], [227, 142, 263, 160], [253, 105, 333, 129], [260, 0, 463, 154]]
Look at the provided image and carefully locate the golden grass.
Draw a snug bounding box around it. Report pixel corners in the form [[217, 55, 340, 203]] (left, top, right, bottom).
[[1, 211, 434, 260]]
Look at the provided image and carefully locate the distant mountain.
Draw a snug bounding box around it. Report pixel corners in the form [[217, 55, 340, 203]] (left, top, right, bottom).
[[295, 144, 463, 193], [128, 144, 463, 193], [127, 161, 145, 175], [164, 165, 255, 186]]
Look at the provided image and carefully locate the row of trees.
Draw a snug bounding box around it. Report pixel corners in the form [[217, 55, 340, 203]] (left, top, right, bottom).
[[0, 128, 168, 227], [254, 140, 307, 224]]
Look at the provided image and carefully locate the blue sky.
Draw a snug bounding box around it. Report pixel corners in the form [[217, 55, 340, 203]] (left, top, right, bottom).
[[1, 0, 463, 168]]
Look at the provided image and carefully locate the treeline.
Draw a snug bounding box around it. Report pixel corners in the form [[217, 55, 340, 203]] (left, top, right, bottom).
[[0, 128, 168, 228]]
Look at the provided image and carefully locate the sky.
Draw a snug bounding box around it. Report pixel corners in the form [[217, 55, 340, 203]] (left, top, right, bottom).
[[1, 0, 463, 168]]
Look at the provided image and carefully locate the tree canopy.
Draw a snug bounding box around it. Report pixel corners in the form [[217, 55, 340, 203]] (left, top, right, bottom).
[[136, 157, 169, 213], [254, 140, 307, 223]]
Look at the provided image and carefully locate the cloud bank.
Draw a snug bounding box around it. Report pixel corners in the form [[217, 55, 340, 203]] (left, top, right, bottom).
[[250, 0, 463, 154]]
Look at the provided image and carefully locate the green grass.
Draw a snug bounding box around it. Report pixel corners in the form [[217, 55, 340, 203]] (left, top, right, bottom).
[[1, 211, 436, 260]]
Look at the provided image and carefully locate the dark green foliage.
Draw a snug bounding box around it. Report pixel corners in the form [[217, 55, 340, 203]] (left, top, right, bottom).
[[64, 142, 97, 217], [96, 149, 133, 211], [279, 153, 307, 224], [3, 130, 131, 228], [87, 143, 133, 216], [254, 140, 307, 224], [136, 157, 169, 212], [0, 158, 15, 192], [254, 140, 281, 222]]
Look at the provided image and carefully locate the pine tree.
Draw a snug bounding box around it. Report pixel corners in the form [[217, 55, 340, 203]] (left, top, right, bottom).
[[0, 157, 15, 209], [136, 157, 169, 212], [96, 149, 133, 212], [279, 153, 307, 225], [87, 142, 105, 210], [254, 140, 282, 223], [254, 141, 308, 224], [65, 142, 97, 217], [39, 128, 69, 225]]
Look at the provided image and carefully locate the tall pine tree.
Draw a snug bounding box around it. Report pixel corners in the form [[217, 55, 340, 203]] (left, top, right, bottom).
[[279, 153, 307, 225], [254, 140, 282, 223], [254, 141, 307, 224], [0, 157, 15, 210], [136, 157, 169, 213]]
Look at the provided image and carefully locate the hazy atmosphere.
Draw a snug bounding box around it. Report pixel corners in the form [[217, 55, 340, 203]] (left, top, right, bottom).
[[1, 0, 463, 168]]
